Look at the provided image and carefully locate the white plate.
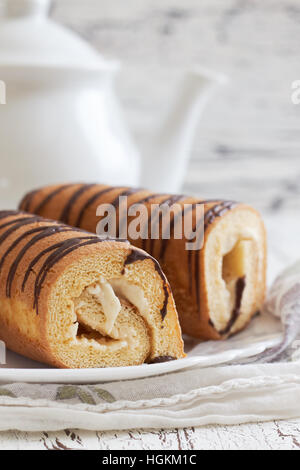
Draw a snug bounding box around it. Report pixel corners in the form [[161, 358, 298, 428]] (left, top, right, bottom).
[[0, 313, 283, 383]]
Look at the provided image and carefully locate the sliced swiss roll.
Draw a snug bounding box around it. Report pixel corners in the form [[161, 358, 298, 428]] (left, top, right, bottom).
[[19, 184, 267, 340], [0, 211, 184, 368]]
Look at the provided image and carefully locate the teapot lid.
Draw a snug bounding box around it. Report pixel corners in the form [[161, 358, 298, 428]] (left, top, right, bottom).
[[0, 0, 118, 70]]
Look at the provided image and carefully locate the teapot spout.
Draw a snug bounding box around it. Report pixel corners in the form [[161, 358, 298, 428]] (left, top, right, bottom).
[[141, 67, 227, 193]]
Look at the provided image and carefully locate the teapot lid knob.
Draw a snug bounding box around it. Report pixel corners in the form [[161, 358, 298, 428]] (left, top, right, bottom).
[[2, 0, 51, 19], [0, 0, 118, 70]]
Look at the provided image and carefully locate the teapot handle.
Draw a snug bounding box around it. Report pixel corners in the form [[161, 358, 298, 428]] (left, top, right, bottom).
[[3, 0, 51, 19]]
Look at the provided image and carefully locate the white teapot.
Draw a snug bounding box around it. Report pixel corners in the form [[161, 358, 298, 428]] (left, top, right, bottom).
[[0, 0, 226, 208]]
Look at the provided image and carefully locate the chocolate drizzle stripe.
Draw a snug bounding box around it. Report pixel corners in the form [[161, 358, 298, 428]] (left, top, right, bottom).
[[159, 199, 221, 261], [121, 196, 231, 309], [21, 231, 126, 295], [218, 276, 246, 336], [118, 192, 165, 245], [159, 199, 202, 261], [0, 210, 22, 221], [60, 184, 96, 224], [0, 211, 128, 313], [33, 237, 104, 314], [19, 190, 40, 212], [119, 192, 165, 235], [161, 283, 169, 321], [22, 239, 74, 291], [75, 187, 118, 227], [155, 199, 221, 296], [111, 188, 142, 209], [133, 194, 164, 205], [148, 195, 185, 257], [111, 188, 147, 238], [159, 203, 186, 260], [141, 195, 178, 253], [0, 217, 45, 246], [204, 201, 237, 230], [148, 356, 176, 364], [129, 197, 221, 259], [6, 226, 77, 297], [33, 185, 72, 215], [124, 249, 169, 320], [123, 248, 169, 320], [123, 249, 150, 268], [0, 225, 57, 273], [0, 214, 88, 296], [186, 202, 215, 294], [0, 216, 31, 231], [190, 202, 220, 301]]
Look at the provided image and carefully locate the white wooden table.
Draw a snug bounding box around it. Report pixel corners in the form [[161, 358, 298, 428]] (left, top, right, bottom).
[[0, 0, 299, 450], [1, 420, 300, 450]]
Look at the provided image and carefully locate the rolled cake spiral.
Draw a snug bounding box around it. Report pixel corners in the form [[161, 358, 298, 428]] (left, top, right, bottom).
[[20, 184, 267, 340], [0, 211, 184, 368]]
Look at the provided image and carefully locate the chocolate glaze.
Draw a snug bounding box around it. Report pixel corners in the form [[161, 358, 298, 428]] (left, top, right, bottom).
[[123, 249, 150, 267], [19, 190, 40, 212], [150, 199, 222, 298], [60, 184, 96, 224], [159, 198, 189, 261], [139, 194, 185, 256], [160, 199, 223, 262], [123, 248, 169, 320], [111, 188, 142, 209], [160, 283, 169, 321], [0, 210, 21, 220], [0, 212, 127, 314], [187, 205, 209, 296], [74, 186, 118, 227], [210, 276, 246, 336], [118, 191, 165, 238], [134, 194, 164, 205], [141, 195, 171, 252], [22, 239, 75, 291], [33, 184, 72, 215], [6, 226, 76, 297], [33, 237, 103, 314], [204, 200, 237, 230], [146, 195, 185, 257], [148, 356, 176, 364], [0, 217, 45, 246], [191, 205, 210, 309], [110, 187, 145, 237], [119, 191, 165, 236], [0, 225, 66, 274]]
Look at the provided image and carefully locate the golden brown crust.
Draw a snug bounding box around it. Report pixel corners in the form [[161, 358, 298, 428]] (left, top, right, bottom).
[[19, 184, 267, 340]]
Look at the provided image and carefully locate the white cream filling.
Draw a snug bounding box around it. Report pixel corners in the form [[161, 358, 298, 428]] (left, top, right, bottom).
[[75, 278, 149, 349], [109, 279, 150, 323], [77, 335, 127, 351], [86, 281, 121, 335]]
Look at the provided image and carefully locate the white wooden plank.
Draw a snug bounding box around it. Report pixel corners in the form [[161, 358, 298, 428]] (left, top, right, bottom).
[[0, 419, 300, 450]]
